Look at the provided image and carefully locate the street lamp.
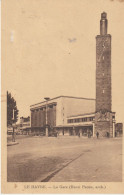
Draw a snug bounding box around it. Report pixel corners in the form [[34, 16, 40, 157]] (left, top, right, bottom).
[[44, 97, 50, 137]]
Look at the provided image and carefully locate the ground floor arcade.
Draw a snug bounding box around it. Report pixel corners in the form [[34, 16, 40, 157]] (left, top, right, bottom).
[[55, 125, 93, 137], [30, 124, 94, 137]]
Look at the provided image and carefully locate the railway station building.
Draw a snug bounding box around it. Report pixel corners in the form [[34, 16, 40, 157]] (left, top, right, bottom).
[[30, 96, 96, 136], [30, 12, 117, 137]]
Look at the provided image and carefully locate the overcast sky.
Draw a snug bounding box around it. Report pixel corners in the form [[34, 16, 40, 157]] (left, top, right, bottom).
[[2, 0, 124, 123]]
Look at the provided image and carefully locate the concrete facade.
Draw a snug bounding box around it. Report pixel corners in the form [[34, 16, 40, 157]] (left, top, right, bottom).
[[30, 96, 95, 136]]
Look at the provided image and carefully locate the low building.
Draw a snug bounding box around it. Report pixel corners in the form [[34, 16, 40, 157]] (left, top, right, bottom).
[[7, 125, 13, 135], [19, 116, 31, 134]]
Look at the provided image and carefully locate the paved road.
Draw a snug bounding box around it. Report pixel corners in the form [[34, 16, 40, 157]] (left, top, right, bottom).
[[50, 138, 122, 182], [7, 136, 122, 182]]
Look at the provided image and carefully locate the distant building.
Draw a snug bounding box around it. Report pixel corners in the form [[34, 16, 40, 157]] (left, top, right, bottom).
[[7, 125, 13, 135], [19, 116, 31, 133]]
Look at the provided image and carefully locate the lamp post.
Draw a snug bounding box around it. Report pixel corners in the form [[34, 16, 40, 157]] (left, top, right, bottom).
[[44, 97, 50, 137]]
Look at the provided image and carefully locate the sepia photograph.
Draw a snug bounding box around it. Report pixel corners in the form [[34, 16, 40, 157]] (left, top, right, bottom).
[[1, 0, 124, 193]]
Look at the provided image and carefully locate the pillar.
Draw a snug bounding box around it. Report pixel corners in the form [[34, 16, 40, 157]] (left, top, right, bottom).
[[79, 128, 82, 136], [92, 122, 95, 137], [46, 126, 49, 137], [113, 120, 116, 138]]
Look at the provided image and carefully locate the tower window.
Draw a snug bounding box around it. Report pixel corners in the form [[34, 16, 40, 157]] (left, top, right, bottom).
[[103, 89, 105, 94], [103, 73, 104, 76]]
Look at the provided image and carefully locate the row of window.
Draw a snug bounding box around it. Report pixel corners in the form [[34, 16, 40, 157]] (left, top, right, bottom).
[[67, 117, 94, 124], [31, 105, 56, 112]]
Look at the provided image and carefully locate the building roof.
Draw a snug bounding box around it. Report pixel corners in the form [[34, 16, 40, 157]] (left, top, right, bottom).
[[67, 112, 95, 118], [30, 95, 95, 107]]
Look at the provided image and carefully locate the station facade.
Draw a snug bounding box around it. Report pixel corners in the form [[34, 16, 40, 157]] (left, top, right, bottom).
[[30, 96, 96, 136]]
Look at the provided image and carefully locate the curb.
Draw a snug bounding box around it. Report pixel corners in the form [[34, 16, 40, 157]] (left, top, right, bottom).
[[7, 142, 19, 146]]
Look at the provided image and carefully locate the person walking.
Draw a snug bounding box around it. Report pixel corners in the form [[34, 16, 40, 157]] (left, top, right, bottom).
[[106, 132, 110, 138], [96, 131, 99, 139]]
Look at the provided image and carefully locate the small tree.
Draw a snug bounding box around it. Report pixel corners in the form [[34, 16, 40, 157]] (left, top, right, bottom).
[[7, 91, 19, 126]]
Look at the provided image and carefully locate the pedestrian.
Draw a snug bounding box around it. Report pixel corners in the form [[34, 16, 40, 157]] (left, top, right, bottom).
[[88, 131, 91, 138], [96, 131, 99, 139], [57, 131, 59, 137], [106, 132, 109, 138]]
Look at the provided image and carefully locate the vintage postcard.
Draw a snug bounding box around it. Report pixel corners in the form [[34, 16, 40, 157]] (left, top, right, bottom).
[[1, 0, 124, 194]]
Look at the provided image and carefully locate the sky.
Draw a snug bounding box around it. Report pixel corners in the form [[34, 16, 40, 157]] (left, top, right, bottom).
[[2, 0, 124, 123]]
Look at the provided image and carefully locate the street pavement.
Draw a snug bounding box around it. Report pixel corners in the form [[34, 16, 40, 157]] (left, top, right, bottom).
[[7, 136, 122, 182]]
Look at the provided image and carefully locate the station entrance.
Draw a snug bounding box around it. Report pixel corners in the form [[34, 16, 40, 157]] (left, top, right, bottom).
[[70, 125, 93, 137]]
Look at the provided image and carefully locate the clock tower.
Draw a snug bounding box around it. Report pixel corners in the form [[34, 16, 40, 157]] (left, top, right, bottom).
[[95, 12, 115, 137]]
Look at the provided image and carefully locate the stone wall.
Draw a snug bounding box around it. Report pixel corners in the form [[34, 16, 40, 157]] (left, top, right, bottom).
[[95, 111, 113, 137]]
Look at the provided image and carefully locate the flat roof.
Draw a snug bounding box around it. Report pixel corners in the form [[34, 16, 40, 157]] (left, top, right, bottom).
[[67, 111, 115, 118], [67, 112, 95, 118], [30, 95, 95, 107]]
